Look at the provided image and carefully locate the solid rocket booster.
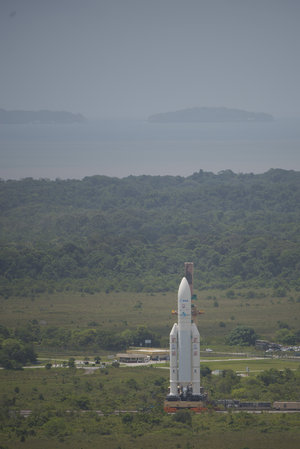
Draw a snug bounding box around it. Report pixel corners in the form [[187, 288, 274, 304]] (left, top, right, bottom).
[[169, 277, 200, 398]]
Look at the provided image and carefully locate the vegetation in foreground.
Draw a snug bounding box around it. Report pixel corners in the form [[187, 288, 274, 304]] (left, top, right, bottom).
[[0, 287, 299, 448], [1, 365, 300, 449]]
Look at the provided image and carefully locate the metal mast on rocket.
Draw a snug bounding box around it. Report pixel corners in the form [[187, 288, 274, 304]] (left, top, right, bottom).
[[167, 264, 202, 401]]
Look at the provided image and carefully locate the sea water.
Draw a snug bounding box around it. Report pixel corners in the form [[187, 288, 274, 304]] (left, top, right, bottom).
[[0, 118, 299, 179]]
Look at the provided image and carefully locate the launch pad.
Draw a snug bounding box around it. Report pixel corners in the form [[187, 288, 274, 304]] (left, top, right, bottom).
[[165, 384, 208, 413], [164, 400, 208, 413]]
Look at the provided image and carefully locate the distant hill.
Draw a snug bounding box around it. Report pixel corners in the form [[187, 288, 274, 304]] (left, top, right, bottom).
[[148, 107, 274, 123], [0, 108, 86, 124]]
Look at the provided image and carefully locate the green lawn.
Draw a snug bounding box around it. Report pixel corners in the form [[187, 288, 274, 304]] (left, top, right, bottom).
[[0, 287, 299, 347], [200, 357, 300, 373]]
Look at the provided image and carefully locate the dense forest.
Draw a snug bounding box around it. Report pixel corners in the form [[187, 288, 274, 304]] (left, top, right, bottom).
[[0, 169, 300, 296]]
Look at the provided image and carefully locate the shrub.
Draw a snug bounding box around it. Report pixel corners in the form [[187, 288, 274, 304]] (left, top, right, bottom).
[[226, 326, 258, 346], [172, 410, 192, 426]]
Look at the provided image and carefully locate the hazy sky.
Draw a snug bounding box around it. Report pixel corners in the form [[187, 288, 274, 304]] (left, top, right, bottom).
[[1, 0, 300, 119]]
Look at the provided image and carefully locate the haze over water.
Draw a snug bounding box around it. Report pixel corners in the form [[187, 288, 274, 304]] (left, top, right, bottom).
[[1, 119, 299, 179], [1, 1, 300, 179]]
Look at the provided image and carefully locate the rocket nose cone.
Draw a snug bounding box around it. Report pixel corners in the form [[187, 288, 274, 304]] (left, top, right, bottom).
[[178, 277, 191, 300]]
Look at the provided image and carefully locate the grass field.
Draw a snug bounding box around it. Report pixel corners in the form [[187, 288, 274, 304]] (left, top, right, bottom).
[[200, 357, 300, 373], [0, 287, 299, 347], [2, 422, 300, 449]]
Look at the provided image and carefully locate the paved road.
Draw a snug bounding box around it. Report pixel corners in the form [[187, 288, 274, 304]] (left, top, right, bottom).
[[18, 408, 300, 417], [19, 409, 141, 417]]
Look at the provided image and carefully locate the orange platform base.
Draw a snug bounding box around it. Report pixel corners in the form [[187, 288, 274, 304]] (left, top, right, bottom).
[[164, 400, 208, 413]]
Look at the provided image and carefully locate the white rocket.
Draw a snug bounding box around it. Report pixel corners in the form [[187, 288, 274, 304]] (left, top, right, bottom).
[[168, 277, 201, 400]]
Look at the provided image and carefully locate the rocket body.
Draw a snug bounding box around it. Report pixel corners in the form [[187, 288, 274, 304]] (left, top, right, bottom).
[[178, 277, 192, 384], [168, 277, 201, 399]]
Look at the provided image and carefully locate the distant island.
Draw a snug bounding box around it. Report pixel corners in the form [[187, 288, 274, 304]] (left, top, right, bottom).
[[0, 108, 86, 124], [148, 107, 274, 123]]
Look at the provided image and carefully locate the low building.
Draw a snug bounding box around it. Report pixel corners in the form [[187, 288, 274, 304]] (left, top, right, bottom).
[[117, 348, 169, 363], [255, 339, 281, 351], [117, 353, 150, 363], [126, 348, 169, 361]]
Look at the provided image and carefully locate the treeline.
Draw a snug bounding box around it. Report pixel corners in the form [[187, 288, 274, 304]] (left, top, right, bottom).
[[0, 321, 160, 363], [0, 325, 37, 369], [1, 169, 300, 296], [201, 366, 300, 402]]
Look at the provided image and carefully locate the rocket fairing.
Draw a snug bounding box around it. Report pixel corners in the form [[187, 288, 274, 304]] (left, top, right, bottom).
[[168, 277, 201, 400]]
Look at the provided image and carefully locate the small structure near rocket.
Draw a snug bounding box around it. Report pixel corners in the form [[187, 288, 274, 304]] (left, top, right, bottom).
[[165, 263, 207, 412]]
